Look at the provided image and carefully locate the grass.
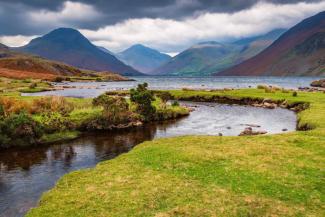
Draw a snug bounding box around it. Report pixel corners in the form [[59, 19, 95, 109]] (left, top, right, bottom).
[[26, 89, 325, 217]]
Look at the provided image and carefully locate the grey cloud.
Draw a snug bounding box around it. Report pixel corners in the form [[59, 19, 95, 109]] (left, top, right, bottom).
[[0, 0, 322, 36]]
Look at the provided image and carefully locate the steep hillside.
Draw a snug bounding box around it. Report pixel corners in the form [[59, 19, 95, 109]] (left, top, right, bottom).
[[152, 30, 285, 76], [218, 12, 325, 76], [19, 28, 142, 76], [0, 44, 128, 80], [117, 44, 171, 74]]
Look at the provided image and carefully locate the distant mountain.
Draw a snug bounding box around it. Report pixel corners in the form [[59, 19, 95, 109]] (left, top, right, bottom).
[[218, 12, 325, 76], [152, 30, 285, 76], [117, 44, 171, 74], [19, 28, 143, 76]]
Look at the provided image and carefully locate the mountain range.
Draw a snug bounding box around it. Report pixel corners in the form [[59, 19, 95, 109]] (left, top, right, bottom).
[[151, 29, 286, 76], [117, 44, 171, 74], [218, 11, 325, 76], [18, 28, 143, 76]]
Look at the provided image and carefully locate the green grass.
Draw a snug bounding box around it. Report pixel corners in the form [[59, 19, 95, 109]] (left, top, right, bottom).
[[26, 89, 325, 216]]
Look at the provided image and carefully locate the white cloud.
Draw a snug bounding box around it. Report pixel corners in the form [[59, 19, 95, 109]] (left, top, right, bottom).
[[81, 1, 325, 53], [28, 1, 102, 27], [0, 35, 38, 47]]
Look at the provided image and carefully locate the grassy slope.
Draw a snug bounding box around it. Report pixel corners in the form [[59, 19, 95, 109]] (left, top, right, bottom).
[[27, 89, 325, 216]]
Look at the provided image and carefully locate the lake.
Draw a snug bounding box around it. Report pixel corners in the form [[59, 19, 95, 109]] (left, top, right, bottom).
[[23, 76, 322, 98], [0, 101, 296, 217]]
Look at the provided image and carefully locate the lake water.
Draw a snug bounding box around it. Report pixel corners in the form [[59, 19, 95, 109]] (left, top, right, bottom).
[[0, 101, 296, 217], [23, 76, 322, 98]]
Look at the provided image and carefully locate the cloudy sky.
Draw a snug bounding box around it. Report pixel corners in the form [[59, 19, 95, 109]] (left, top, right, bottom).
[[0, 0, 324, 54]]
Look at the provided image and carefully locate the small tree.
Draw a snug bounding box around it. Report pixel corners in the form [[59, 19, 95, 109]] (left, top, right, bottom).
[[130, 83, 156, 121]]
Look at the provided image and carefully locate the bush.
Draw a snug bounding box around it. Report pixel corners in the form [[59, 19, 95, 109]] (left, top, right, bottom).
[[93, 94, 132, 124], [292, 91, 298, 97], [0, 112, 43, 148], [39, 112, 74, 133], [156, 92, 172, 105], [31, 96, 74, 116], [172, 101, 180, 107], [96, 77, 103, 82], [130, 83, 156, 122], [29, 82, 38, 89], [54, 76, 64, 82]]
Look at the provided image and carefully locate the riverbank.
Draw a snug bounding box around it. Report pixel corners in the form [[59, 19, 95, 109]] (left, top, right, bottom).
[[26, 89, 325, 216], [0, 82, 189, 149]]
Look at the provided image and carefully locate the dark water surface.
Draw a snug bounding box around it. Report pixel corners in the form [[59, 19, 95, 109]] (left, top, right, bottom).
[[22, 76, 322, 98], [0, 102, 296, 217]]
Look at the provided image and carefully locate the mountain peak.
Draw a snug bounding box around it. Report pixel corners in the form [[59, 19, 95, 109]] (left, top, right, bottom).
[[118, 44, 171, 74], [19, 28, 142, 76]]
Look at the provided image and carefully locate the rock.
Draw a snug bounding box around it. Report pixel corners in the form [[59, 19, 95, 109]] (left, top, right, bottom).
[[218, 133, 223, 136], [239, 127, 267, 136], [310, 79, 325, 88], [263, 102, 276, 109], [226, 126, 231, 129], [282, 128, 288, 131]]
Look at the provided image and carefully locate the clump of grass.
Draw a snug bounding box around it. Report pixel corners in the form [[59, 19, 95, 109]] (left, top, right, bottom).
[[281, 88, 290, 93], [292, 91, 298, 97]]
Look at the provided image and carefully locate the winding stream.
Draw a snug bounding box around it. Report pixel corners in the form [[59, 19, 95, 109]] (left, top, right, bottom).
[[0, 102, 296, 217]]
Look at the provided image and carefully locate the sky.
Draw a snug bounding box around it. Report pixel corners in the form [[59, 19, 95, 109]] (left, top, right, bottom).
[[0, 0, 324, 54]]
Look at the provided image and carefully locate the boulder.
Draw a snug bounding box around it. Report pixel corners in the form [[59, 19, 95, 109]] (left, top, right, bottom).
[[310, 79, 325, 88], [239, 127, 267, 136]]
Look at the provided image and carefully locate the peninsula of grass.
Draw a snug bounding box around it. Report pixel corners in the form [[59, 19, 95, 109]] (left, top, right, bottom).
[[26, 88, 325, 217]]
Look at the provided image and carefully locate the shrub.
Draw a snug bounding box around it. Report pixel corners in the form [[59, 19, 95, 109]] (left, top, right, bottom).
[[29, 82, 38, 89], [292, 91, 298, 97], [93, 94, 132, 124], [31, 96, 74, 116], [39, 112, 74, 133], [156, 92, 172, 104], [264, 87, 275, 93], [0, 112, 43, 148], [257, 84, 268, 89], [96, 77, 103, 82], [54, 76, 64, 82], [172, 101, 180, 107], [130, 83, 156, 122], [65, 77, 71, 81]]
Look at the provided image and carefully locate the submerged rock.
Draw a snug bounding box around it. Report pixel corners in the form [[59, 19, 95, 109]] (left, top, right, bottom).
[[239, 127, 267, 136]]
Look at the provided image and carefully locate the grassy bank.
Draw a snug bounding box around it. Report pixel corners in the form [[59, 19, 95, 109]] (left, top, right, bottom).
[[26, 89, 325, 217], [0, 82, 189, 148]]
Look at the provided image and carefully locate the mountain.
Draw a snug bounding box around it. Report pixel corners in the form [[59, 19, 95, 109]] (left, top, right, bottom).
[[217, 12, 325, 76], [19, 28, 143, 76], [152, 42, 240, 76], [0, 43, 128, 80], [117, 44, 171, 74], [152, 29, 285, 76], [97, 46, 115, 55]]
